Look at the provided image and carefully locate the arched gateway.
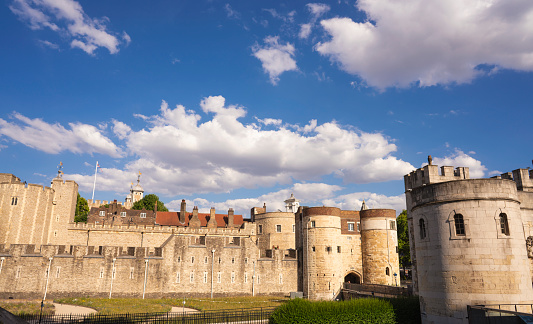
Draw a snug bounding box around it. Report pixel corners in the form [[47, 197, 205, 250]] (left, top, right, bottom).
[[344, 272, 361, 284]]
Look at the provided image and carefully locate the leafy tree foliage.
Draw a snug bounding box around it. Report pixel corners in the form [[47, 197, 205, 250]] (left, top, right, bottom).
[[397, 210, 411, 269], [74, 193, 89, 223], [132, 194, 168, 212]]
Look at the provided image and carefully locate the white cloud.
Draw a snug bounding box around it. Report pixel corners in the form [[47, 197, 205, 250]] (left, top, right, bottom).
[[38, 39, 59, 50], [166, 184, 404, 217], [224, 3, 240, 19], [299, 23, 312, 39], [0, 112, 122, 157], [299, 3, 330, 39], [315, 0, 533, 89], [429, 149, 487, 178], [252, 36, 298, 85], [9, 0, 127, 55]]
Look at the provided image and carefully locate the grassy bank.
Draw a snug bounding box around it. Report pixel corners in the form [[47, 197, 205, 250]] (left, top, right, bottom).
[[0, 300, 54, 316], [53, 296, 288, 314]]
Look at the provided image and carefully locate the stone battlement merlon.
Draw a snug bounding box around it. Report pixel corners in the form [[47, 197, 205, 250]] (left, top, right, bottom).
[[491, 168, 533, 192], [404, 164, 469, 191], [68, 222, 254, 236], [0, 243, 163, 259]]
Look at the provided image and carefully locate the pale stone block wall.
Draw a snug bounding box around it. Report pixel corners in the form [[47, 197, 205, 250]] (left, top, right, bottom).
[[255, 212, 295, 251]]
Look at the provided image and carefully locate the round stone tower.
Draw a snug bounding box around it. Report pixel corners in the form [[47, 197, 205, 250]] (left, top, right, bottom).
[[303, 207, 343, 300], [360, 208, 399, 286], [255, 211, 295, 251], [405, 164, 533, 323]]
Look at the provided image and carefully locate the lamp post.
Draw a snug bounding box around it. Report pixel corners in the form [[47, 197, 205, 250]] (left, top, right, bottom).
[[252, 261, 256, 296], [142, 258, 149, 299], [211, 249, 215, 298], [43, 258, 53, 301]]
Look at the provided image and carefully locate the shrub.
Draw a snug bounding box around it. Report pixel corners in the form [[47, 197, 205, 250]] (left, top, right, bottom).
[[388, 297, 421, 324], [269, 298, 395, 324]]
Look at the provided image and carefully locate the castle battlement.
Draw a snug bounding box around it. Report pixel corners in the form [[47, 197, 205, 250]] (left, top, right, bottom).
[[0, 243, 163, 259], [68, 222, 254, 236], [404, 164, 469, 191], [492, 169, 533, 192]]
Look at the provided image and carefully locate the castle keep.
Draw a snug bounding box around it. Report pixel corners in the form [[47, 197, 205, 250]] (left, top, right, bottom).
[[0, 171, 399, 300], [405, 163, 533, 324]]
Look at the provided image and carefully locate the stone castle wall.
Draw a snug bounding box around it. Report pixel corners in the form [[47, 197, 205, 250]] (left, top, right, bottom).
[[405, 166, 533, 324], [254, 212, 295, 251]]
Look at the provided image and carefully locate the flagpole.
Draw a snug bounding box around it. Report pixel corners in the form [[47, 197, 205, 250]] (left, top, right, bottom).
[[91, 161, 99, 201]]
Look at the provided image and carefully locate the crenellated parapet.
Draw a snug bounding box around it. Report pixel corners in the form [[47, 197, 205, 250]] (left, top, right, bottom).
[[492, 169, 533, 192], [404, 164, 469, 192]]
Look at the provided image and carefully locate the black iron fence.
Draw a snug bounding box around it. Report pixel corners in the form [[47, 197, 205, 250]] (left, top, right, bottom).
[[20, 307, 276, 324], [467, 304, 533, 324], [343, 282, 412, 298]]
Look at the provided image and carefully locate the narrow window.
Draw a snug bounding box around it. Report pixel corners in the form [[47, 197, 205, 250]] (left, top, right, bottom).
[[140, 213, 147, 218], [500, 213, 510, 235], [348, 222, 355, 231], [121, 212, 126, 217], [130, 267, 135, 279], [111, 267, 116, 279], [232, 257, 235, 264], [99, 211, 105, 216], [203, 272, 208, 283], [177, 256, 181, 263], [312, 246, 315, 252], [231, 272, 235, 283], [176, 272, 180, 283], [190, 272, 194, 283], [279, 274, 283, 284], [11, 197, 18, 205], [217, 272, 221, 283], [53, 231, 58, 237], [218, 257, 221, 264], [357, 222, 360, 231], [276, 225, 282, 233], [245, 258, 248, 264], [191, 257, 194, 264], [454, 214, 465, 236], [292, 224, 295, 233], [258, 225, 263, 234], [257, 274, 260, 284], [386, 267, 390, 276], [55, 266, 61, 278], [337, 246, 341, 253], [99, 268, 104, 279], [326, 246, 332, 253], [16, 266, 21, 278], [311, 221, 316, 228], [204, 257, 208, 264], [419, 218, 427, 239], [244, 272, 248, 283], [389, 220, 396, 230]]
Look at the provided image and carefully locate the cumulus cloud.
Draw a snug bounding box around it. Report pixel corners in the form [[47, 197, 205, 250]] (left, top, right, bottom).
[[315, 0, 533, 89], [252, 36, 298, 85], [429, 149, 487, 178], [299, 3, 330, 39], [0, 112, 122, 157], [9, 0, 128, 55]]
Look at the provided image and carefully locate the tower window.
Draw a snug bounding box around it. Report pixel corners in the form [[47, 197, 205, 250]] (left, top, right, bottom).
[[99, 211, 105, 216], [11, 197, 18, 205], [140, 213, 147, 218], [454, 214, 465, 236], [311, 221, 316, 228], [348, 222, 355, 231], [121, 212, 126, 217], [258, 225, 263, 234], [389, 220, 396, 230], [499, 213, 509, 236], [386, 267, 390, 276], [292, 224, 295, 233], [419, 219, 427, 239], [276, 225, 281, 233]]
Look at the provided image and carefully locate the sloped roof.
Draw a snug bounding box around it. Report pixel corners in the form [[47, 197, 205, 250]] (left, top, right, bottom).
[[155, 212, 243, 227]]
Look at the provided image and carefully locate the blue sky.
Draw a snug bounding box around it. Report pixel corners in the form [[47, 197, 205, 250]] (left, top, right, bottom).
[[1, 0, 531, 216]]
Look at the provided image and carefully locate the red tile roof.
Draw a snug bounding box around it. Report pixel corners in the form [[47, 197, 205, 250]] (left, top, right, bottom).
[[155, 212, 243, 227]]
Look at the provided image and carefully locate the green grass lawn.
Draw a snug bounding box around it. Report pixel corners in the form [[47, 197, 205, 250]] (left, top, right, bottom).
[[0, 300, 54, 316], [53, 296, 288, 314]]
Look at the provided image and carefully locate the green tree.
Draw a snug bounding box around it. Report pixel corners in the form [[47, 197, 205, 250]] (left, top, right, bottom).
[[132, 194, 168, 212], [397, 210, 411, 270], [74, 193, 89, 223]]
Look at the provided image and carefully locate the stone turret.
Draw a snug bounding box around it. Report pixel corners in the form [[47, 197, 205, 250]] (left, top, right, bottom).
[[207, 207, 218, 228]]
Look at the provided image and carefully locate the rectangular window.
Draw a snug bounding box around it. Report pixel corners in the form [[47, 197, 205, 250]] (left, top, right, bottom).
[[312, 246, 315, 252], [217, 272, 221, 283], [99, 211, 105, 216], [279, 274, 283, 284], [121, 212, 127, 217], [203, 272, 208, 283], [257, 274, 260, 284], [454, 214, 466, 236], [190, 272, 194, 283], [337, 246, 341, 253], [191, 257, 194, 263], [55, 266, 61, 278], [357, 222, 360, 231], [244, 272, 248, 283], [99, 268, 104, 279], [130, 267, 135, 279], [112, 267, 116, 279], [326, 246, 332, 253], [311, 221, 316, 228], [231, 272, 235, 283], [205, 257, 208, 264], [348, 222, 355, 231], [16, 266, 21, 278], [140, 213, 147, 218], [258, 225, 262, 234], [245, 258, 248, 264], [11, 197, 18, 205], [292, 224, 295, 233], [176, 272, 180, 283], [276, 225, 282, 233], [389, 220, 396, 230]]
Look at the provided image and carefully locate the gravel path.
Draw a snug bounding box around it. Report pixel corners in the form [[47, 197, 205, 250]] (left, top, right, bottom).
[[170, 306, 200, 313], [53, 303, 97, 315]]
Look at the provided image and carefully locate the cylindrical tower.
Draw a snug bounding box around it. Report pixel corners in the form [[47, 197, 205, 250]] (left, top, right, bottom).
[[303, 207, 343, 300], [360, 209, 399, 286], [406, 173, 533, 323], [255, 212, 295, 251]]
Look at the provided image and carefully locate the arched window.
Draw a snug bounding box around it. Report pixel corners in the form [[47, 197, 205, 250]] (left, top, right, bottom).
[[419, 218, 427, 239], [385, 267, 390, 276], [454, 214, 465, 236], [499, 213, 509, 236]]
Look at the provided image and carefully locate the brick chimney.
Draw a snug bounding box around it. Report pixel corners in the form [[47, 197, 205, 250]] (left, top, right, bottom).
[[179, 199, 186, 224], [189, 206, 201, 228], [207, 207, 218, 229]]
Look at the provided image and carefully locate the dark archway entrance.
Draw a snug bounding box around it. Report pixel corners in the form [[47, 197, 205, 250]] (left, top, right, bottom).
[[344, 272, 361, 284]]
